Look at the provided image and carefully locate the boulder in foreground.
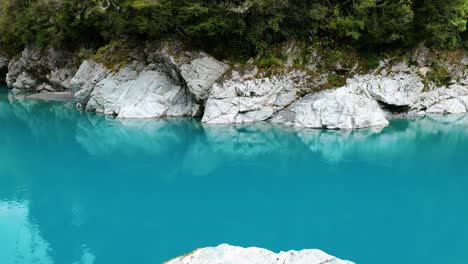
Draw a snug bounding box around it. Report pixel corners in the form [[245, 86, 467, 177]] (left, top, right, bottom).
[[165, 244, 354, 264]]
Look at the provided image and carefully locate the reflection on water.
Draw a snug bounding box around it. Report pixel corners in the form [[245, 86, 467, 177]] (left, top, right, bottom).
[[0, 201, 53, 264], [1, 92, 468, 264]]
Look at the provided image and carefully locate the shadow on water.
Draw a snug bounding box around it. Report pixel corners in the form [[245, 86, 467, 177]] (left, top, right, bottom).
[[1, 93, 468, 264]]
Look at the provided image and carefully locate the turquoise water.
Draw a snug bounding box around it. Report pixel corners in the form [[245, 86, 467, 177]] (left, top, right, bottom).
[[1, 85, 468, 264]]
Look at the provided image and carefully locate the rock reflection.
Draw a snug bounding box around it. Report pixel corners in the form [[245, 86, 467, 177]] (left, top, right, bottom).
[[0, 201, 53, 264], [301, 114, 468, 163], [1, 93, 468, 264]]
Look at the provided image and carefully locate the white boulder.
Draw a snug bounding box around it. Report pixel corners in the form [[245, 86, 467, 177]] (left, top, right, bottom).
[[365, 73, 424, 106], [71, 60, 110, 105], [413, 84, 468, 115], [180, 55, 229, 101], [165, 244, 354, 264], [85, 62, 200, 119], [202, 72, 301, 124], [6, 45, 75, 92], [272, 83, 389, 129]]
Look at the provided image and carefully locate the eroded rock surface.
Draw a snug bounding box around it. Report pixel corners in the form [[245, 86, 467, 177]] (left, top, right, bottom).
[[364, 73, 425, 106], [165, 244, 354, 264], [202, 70, 303, 124], [272, 82, 389, 129], [6, 45, 75, 93], [85, 62, 200, 118], [72, 40, 228, 118]]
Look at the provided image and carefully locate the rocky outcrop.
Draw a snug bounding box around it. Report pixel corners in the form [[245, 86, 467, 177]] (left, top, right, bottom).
[[85, 62, 200, 118], [71, 60, 110, 105], [165, 244, 354, 264], [364, 73, 425, 106], [5, 41, 468, 128], [6, 45, 75, 93], [412, 84, 468, 115], [202, 69, 303, 124], [71, 40, 229, 119], [145, 40, 229, 102], [180, 56, 229, 101], [271, 80, 389, 129]]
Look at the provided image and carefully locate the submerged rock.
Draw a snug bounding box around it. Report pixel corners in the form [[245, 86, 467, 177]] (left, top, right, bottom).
[[165, 244, 354, 264], [6, 45, 75, 93], [272, 82, 389, 129]]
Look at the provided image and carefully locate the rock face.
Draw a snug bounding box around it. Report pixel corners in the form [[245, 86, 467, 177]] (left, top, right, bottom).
[[71, 40, 229, 118], [180, 56, 229, 101], [272, 81, 389, 129], [145, 41, 229, 102], [364, 73, 425, 106], [202, 70, 303, 124], [165, 244, 354, 264], [412, 84, 468, 115], [6, 45, 75, 93], [5, 41, 468, 128], [71, 60, 110, 105], [85, 62, 200, 118]]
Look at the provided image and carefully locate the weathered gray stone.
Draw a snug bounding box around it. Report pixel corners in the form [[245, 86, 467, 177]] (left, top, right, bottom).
[[202, 71, 304, 124], [146, 40, 229, 101], [272, 82, 389, 130], [85, 62, 200, 119], [180, 56, 228, 101], [6, 45, 75, 92], [365, 73, 425, 106], [70, 60, 110, 105], [412, 84, 468, 115]]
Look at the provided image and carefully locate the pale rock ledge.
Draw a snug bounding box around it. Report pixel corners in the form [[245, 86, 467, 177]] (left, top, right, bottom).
[[165, 244, 354, 264]]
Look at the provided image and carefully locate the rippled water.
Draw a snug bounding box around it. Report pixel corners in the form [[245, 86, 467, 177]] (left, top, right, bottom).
[[1, 85, 468, 264]]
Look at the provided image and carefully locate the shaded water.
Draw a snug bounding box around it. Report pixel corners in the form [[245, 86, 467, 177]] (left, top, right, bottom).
[[1, 86, 468, 264]]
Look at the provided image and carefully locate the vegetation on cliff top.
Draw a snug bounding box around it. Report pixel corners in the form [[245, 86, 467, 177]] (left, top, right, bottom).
[[0, 0, 467, 59]]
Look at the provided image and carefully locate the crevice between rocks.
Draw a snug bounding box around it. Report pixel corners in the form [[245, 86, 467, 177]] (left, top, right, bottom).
[[0, 67, 7, 86], [377, 101, 411, 114]]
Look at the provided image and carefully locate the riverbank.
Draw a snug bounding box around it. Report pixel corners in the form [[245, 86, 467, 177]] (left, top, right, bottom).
[[1, 41, 468, 130]]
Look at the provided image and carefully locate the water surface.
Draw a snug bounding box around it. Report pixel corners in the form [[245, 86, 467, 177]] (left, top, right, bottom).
[[1, 86, 468, 264]]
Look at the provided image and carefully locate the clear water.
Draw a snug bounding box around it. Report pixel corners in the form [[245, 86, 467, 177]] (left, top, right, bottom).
[[1, 84, 468, 264]]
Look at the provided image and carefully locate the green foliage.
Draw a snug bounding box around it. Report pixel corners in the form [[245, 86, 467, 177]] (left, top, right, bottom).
[[0, 0, 467, 58], [324, 73, 348, 89], [426, 62, 451, 87], [91, 40, 133, 70]]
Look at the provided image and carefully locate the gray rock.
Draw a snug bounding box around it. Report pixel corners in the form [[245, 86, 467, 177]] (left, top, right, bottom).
[[272, 83, 389, 130], [72, 41, 228, 118], [146, 40, 229, 101], [70, 60, 110, 105], [413, 84, 468, 115], [6, 45, 75, 92], [85, 62, 200, 119], [180, 55, 229, 101], [202, 73, 300, 124], [365, 73, 424, 106]]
